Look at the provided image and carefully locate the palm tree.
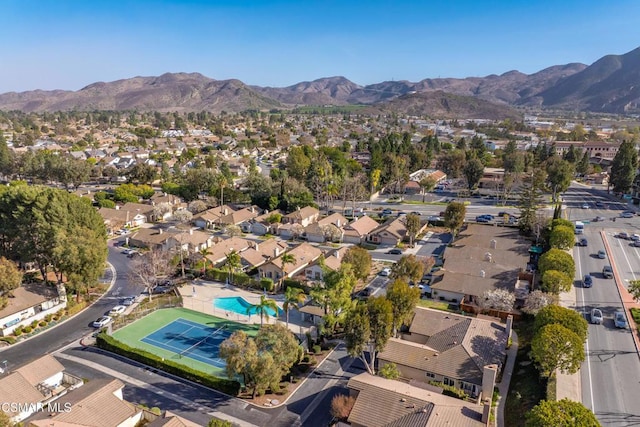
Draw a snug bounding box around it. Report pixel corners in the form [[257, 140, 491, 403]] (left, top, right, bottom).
[[279, 253, 296, 290], [283, 287, 306, 328], [199, 247, 212, 276], [225, 249, 241, 284], [248, 295, 279, 327]]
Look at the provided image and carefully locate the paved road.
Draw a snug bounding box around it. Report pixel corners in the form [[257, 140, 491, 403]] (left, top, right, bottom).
[[565, 186, 640, 426], [0, 241, 144, 370]]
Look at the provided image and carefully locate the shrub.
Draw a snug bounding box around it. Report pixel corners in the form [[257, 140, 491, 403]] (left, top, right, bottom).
[[30, 320, 39, 329], [330, 394, 356, 420], [428, 381, 468, 400], [67, 301, 88, 316], [13, 326, 23, 336], [38, 321, 47, 327], [150, 407, 162, 415], [301, 355, 311, 363], [260, 278, 274, 292], [96, 333, 240, 395], [44, 314, 53, 322], [312, 345, 321, 354], [0, 336, 16, 345], [23, 326, 32, 334]]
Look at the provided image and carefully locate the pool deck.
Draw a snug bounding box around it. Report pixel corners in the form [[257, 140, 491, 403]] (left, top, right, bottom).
[[179, 279, 315, 336]]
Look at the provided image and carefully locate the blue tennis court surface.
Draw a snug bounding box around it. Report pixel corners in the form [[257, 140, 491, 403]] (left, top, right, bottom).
[[141, 318, 232, 368]]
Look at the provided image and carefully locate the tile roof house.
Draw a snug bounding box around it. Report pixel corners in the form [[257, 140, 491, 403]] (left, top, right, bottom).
[[0, 283, 67, 337], [27, 378, 142, 427], [258, 242, 323, 289], [147, 411, 201, 427], [120, 202, 160, 222], [304, 213, 348, 243], [429, 224, 530, 313], [367, 217, 408, 246], [239, 239, 289, 270], [343, 216, 381, 244], [346, 373, 489, 427], [303, 247, 347, 281], [282, 206, 320, 227], [205, 237, 253, 267], [128, 228, 176, 251], [378, 307, 508, 399], [0, 355, 83, 423], [193, 205, 236, 230], [216, 206, 260, 227], [243, 209, 282, 236], [98, 207, 147, 232]]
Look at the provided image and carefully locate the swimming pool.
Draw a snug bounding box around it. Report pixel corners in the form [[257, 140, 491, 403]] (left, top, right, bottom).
[[213, 296, 281, 317]]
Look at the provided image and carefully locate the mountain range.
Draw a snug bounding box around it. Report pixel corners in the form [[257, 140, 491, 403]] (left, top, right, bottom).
[[2, 47, 640, 117]]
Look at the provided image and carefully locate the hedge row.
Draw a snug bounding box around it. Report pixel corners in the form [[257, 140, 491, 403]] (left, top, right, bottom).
[[428, 381, 469, 400], [203, 268, 274, 291], [96, 333, 240, 396]]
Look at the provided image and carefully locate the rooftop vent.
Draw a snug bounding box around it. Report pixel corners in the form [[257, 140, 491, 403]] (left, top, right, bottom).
[[480, 270, 486, 278]]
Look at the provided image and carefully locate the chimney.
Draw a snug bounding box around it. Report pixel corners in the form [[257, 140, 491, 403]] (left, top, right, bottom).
[[159, 229, 163, 234], [484, 252, 492, 262], [189, 229, 193, 235], [251, 206, 255, 213], [506, 315, 513, 340], [224, 208, 228, 215], [480, 270, 485, 278], [115, 205, 120, 210], [481, 399, 492, 425], [255, 243, 259, 252], [274, 247, 280, 258], [334, 250, 340, 259], [490, 239, 497, 249], [336, 219, 341, 227], [481, 364, 498, 400]]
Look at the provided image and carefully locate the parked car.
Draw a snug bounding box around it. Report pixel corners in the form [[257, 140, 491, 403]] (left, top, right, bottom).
[[92, 316, 112, 328], [578, 238, 588, 247], [381, 209, 393, 216], [153, 285, 173, 294], [108, 305, 126, 316], [618, 232, 630, 240], [595, 201, 604, 207], [631, 234, 640, 241], [590, 308, 603, 324], [409, 211, 422, 216], [602, 266, 614, 278], [386, 248, 403, 255], [614, 310, 628, 329], [583, 274, 593, 288], [582, 204, 590, 209], [621, 212, 634, 218], [427, 216, 442, 222], [476, 215, 491, 223], [597, 250, 606, 259], [121, 296, 138, 306], [633, 240, 640, 247], [593, 216, 606, 222], [379, 267, 392, 277], [122, 248, 134, 255]]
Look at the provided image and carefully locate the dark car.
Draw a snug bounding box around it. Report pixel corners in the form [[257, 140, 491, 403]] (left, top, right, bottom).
[[386, 248, 403, 255], [583, 274, 593, 288], [410, 211, 421, 216], [602, 266, 614, 279], [476, 215, 491, 223], [381, 209, 393, 216], [578, 238, 588, 247]]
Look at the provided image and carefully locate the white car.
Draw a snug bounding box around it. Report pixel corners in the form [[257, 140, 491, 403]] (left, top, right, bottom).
[[621, 212, 634, 218], [590, 308, 603, 325], [379, 267, 392, 277], [108, 305, 126, 316], [92, 316, 112, 328], [122, 248, 134, 255], [582, 204, 589, 209]]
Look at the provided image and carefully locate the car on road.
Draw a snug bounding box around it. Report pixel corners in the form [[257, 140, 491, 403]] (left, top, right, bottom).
[[597, 250, 606, 259], [614, 310, 628, 329], [583, 274, 593, 288], [618, 232, 630, 240], [595, 201, 604, 207], [633, 240, 640, 248], [121, 296, 138, 306], [621, 212, 634, 218], [578, 238, 588, 247], [92, 316, 112, 328], [590, 308, 603, 324], [386, 248, 403, 255], [108, 305, 126, 316], [381, 209, 393, 216], [602, 266, 614, 279], [582, 204, 590, 209], [632, 234, 640, 241], [409, 211, 422, 216], [476, 215, 493, 223], [427, 216, 442, 222], [593, 216, 606, 222], [122, 248, 134, 255], [379, 267, 392, 277]]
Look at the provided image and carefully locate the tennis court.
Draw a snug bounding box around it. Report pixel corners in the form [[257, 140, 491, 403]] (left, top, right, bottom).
[[111, 307, 259, 375], [141, 318, 231, 368]]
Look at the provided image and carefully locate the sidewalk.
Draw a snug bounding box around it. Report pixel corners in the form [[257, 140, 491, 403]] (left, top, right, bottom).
[[496, 330, 518, 427], [556, 285, 582, 401]]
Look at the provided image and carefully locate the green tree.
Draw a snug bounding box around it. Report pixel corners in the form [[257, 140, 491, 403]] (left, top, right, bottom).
[[0, 257, 22, 296], [379, 362, 401, 380], [255, 323, 301, 382], [526, 399, 600, 427], [218, 330, 258, 389], [610, 140, 638, 194], [390, 254, 425, 284], [247, 295, 279, 327], [312, 264, 357, 333], [286, 146, 312, 181], [404, 213, 421, 247], [443, 201, 466, 237], [279, 253, 296, 289], [283, 286, 306, 328], [518, 169, 546, 234], [629, 279, 640, 301], [534, 304, 588, 342], [208, 419, 233, 427], [538, 248, 575, 278], [418, 176, 437, 202], [463, 157, 484, 190], [224, 249, 241, 284], [341, 246, 372, 282], [386, 279, 420, 337], [531, 324, 585, 377], [545, 157, 574, 203], [344, 296, 393, 375], [541, 270, 573, 294], [549, 225, 575, 250], [576, 150, 590, 176]]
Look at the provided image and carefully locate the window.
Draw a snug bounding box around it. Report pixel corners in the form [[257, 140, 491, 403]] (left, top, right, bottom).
[[443, 377, 455, 387], [425, 372, 435, 379]]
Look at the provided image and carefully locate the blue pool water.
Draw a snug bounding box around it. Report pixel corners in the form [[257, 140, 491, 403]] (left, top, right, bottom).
[[213, 296, 281, 317]]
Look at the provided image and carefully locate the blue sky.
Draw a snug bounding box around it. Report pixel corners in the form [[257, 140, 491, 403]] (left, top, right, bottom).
[[1, 0, 639, 93]]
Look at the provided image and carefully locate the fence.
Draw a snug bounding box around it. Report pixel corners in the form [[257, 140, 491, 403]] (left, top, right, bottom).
[[111, 296, 182, 332]]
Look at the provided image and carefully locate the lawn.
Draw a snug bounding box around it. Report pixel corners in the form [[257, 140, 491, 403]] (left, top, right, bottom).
[[504, 320, 547, 427], [630, 307, 640, 325], [416, 299, 450, 311]]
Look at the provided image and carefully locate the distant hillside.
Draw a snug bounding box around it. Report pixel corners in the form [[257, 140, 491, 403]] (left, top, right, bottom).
[[366, 91, 523, 120], [2, 47, 640, 114], [526, 47, 640, 113]]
